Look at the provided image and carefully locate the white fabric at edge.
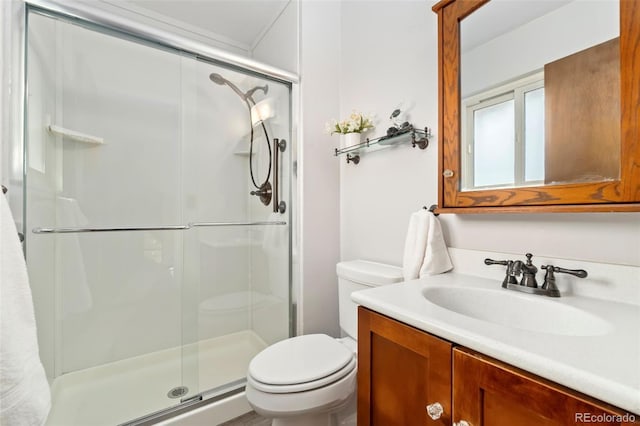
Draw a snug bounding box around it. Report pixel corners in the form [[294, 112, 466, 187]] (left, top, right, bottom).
[[0, 193, 51, 426]]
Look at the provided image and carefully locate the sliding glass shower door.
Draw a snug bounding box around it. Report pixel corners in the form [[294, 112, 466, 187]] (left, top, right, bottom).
[[24, 8, 291, 425]]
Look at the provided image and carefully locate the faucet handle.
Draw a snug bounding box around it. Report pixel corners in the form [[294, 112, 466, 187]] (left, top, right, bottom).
[[541, 265, 588, 279], [541, 265, 588, 297], [484, 258, 509, 266], [484, 259, 518, 288]]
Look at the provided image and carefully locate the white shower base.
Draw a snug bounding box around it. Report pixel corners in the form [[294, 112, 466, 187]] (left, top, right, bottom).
[[45, 330, 267, 426]]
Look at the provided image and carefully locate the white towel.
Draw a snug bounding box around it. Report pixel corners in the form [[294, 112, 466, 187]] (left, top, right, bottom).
[[0, 193, 51, 426], [419, 213, 453, 277], [402, 209, 430, 280], [402, 209, 453, 280]]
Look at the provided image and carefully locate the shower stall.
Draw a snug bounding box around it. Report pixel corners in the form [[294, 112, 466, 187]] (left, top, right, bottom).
[[17, 4, 293, 425]]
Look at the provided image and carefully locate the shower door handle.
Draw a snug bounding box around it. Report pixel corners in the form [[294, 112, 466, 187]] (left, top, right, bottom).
[[272, 138, 286, 214]]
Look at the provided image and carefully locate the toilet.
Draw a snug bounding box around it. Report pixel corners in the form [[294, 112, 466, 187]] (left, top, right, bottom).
[[245, 260, 403, 426]]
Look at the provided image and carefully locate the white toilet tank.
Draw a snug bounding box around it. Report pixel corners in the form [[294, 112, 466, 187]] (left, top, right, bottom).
[[336, 260, 403, 339]]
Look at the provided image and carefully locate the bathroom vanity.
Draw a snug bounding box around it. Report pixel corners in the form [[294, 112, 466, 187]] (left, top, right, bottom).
[[353, 271, 640, 426]]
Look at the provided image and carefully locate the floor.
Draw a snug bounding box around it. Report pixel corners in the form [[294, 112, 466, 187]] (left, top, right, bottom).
[[219, 411, 271, 426]]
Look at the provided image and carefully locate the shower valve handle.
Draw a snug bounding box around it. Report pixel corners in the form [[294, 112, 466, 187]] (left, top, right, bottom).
[[250, 188, 270, 196], [251, 182, 272, 206]]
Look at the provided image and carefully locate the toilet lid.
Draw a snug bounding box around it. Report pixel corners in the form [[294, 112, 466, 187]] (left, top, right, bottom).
[[249, 334, 354, 386]]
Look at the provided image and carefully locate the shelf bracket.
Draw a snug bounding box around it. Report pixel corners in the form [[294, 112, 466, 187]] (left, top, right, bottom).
[[346, 153, 360, 164], [412, 127, 431, 150]]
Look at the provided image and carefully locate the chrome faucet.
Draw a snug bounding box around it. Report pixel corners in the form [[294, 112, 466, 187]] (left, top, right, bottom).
[[485, 253, 587, 298]]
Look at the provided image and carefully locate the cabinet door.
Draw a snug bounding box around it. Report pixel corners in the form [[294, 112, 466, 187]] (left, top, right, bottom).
[[453, 348, 639, 426], [358, 307, 452, 426]]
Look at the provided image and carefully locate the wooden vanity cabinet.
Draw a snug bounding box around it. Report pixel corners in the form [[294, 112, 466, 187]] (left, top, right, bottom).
[[358, 307, 638, 426], [357, 307, 453, 425], [453, 347, 638, 426]]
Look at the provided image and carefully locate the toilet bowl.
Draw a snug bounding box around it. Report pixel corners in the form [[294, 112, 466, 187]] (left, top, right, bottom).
[[245, 260, 403, 426]]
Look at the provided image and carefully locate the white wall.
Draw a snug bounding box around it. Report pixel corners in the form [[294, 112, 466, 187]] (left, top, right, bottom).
[[252, 1, 299, 74], [340, 0, 439, 265], [339, 0, 640, 268], [298, 0, 341, 337]]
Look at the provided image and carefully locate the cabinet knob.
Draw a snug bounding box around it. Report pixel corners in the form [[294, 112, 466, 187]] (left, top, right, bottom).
[[425, 402, 443, 420], [443, 169, 455, 178], [453, 421, 471, 426]]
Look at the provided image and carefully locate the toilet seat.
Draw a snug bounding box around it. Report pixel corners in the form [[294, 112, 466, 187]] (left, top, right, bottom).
[[248, 334, 356, 394], [248, 356, 356, 394]]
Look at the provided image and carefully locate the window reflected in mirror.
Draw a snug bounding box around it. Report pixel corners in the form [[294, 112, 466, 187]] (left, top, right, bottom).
[[460, 0, 620, 191]]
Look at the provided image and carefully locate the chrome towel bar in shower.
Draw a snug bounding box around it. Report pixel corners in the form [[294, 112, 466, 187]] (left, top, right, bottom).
[[190, 221, 286, 227], [32, 220, 287, 234]]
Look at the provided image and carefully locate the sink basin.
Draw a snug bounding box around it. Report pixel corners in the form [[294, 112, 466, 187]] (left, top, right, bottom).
[[422, 286, 612, 336]]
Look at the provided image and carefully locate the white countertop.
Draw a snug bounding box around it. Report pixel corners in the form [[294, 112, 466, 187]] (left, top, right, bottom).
[[352, 272, 640, 415]]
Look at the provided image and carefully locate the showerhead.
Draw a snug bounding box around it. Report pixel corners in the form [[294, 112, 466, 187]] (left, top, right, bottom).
[[209, 72, 246, 101], [209, 72, 268, 103], [209, 73, 227, 86]]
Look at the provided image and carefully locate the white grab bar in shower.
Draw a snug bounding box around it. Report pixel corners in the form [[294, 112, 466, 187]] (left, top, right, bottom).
[[48, 124, 104, 145], [32, 221, 287, 234]]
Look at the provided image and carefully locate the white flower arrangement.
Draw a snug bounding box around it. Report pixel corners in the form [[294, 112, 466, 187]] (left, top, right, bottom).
[[325, 111, 375, 135]]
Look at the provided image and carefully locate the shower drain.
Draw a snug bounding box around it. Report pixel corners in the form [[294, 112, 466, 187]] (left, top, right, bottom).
[[167, 386, 189, 399]]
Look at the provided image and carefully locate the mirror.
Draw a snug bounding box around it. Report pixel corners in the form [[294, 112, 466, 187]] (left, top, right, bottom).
[[432, 0, 640, 212], [460, 0, 619, 191]]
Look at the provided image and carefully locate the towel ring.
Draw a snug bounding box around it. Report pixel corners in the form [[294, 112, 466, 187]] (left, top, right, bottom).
[[424, 204, 439, 216]]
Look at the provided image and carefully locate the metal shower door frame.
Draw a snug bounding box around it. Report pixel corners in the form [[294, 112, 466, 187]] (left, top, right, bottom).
[[16, 1, 299, 422]]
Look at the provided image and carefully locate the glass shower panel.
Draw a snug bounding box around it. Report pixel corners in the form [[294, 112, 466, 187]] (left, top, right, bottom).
[[25, 8, 292, 426], [181, 60, 291, 395], [26, 12, 190, 425]]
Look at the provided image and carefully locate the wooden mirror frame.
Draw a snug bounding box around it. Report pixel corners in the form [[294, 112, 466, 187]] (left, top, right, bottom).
[[432, 0, 640, 213]]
